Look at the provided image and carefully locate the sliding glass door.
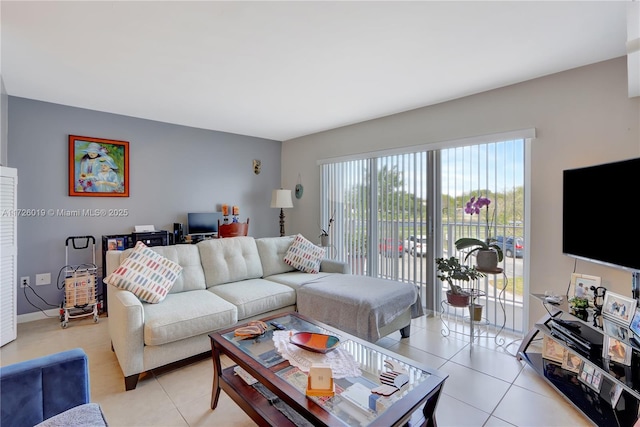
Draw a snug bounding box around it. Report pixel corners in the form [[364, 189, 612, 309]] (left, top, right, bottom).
[[320, 137, 526, 333]]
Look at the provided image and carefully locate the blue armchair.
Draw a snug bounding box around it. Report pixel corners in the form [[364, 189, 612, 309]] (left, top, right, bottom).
[[0, 348, 106, 427]]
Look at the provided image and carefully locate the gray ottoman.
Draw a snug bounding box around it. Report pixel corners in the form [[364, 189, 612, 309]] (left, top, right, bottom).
[[296, 274, 417, 342]]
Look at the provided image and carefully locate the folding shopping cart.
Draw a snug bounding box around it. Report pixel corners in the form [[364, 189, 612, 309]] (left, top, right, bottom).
[[59, 236, 99, 328]]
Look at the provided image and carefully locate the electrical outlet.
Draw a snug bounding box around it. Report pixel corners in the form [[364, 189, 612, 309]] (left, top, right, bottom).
[[20, 276, 29, 288], [36, 273, 51, 286]]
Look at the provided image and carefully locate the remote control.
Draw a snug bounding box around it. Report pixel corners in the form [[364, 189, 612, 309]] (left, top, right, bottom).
[[234, 366, 258, 385], [270, 321, 286, 330], [552, 318, 581, 332]]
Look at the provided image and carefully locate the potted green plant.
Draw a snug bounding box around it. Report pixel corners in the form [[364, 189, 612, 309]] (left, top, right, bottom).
[[436, 256, 486, 311], [569, 296, 590, 321], [454, 196, 503, 271]]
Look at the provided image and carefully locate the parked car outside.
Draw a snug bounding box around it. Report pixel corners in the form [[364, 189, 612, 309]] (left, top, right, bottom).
[[379, 238, 403, 257], [404, 235, 428, 256], [494, 235, 524, 258]]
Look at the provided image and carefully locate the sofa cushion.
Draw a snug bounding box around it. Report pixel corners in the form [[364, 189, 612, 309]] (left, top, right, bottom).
[[283, 234, 325, 274], [114, 244, 206, 293], [105, 241, 183, 304], [296, 274, 417, 342], [255, 235, 296, 277], [208, 278, 296, 320], [264, 272, 339, 290], [143, 290, 237, 346], [198, 237, 263, 286]]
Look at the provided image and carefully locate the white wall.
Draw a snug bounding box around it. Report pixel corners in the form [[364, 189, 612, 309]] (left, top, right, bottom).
[[1, 77, 7, 165], [282, 57, 640, 329]]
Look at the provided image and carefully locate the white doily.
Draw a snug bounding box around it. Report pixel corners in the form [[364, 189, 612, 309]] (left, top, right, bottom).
[[273, 330, 361, 378]]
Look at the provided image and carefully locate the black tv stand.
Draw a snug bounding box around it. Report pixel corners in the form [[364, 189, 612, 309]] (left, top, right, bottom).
[[518, 294, 640, 427]]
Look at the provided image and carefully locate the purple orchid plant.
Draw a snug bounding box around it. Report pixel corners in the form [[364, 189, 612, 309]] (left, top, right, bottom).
[[454, 196, 504, 262]]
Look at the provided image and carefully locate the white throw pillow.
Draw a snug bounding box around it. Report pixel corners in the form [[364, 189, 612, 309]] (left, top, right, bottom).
[[283, 234, 325, 274], [104, 241, 183, 303]]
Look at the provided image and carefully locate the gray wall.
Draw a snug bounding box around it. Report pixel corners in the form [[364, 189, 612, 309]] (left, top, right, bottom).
[[8, 97, 282, 315], [281, 57, 640, 329]]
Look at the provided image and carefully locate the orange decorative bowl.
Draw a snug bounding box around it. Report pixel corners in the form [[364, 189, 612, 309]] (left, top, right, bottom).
[[289, 332, 340, 353]]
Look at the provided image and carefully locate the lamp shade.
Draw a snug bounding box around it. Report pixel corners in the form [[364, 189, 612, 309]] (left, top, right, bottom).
[[270, 189, 293, 209]]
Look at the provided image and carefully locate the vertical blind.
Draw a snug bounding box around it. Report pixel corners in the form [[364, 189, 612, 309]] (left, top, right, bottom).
[[320, 138, 526, 333], [320, 153, 429, 306]]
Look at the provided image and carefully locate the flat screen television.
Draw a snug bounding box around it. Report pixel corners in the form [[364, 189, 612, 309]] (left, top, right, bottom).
[[187, 212, 224, 236], [563, 157, 640, 272]]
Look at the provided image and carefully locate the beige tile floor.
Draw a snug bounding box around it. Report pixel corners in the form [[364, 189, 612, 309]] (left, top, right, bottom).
[[0, 314, 592, 427]]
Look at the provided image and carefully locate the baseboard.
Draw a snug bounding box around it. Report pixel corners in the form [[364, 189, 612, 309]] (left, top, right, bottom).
[[17, 308, 59, 323]]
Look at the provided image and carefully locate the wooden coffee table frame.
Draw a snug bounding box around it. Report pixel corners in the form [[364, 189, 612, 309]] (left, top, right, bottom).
[[210, 312, 447, 427]]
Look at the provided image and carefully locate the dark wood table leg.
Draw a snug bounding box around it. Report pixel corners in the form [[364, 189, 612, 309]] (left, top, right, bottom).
[[422, 384, 443, 427], [211, 341, 222, 409]]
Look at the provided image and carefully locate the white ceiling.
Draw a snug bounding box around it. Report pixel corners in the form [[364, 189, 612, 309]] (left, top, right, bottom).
[[1, 1, 632, 141]]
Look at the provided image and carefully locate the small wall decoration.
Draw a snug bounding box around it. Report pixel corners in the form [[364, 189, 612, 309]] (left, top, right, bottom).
[[295, 173, 304, 199], [253, 159, 261, 175], [69, 135, 129, 197]]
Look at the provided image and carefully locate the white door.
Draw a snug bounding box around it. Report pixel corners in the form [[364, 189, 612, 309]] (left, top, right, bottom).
[[1, 166, 18, 346]]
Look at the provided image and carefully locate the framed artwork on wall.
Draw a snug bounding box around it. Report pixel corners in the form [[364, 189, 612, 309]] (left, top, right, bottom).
[[68, 135, 129, 197]]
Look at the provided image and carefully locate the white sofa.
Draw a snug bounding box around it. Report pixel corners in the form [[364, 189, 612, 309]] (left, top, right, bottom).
[[105, 235, 415, 390]]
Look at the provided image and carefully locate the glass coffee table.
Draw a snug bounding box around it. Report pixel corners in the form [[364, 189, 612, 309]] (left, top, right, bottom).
[[210, 312, 448, 427]]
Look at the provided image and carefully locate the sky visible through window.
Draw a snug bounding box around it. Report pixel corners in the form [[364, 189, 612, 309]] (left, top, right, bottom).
[[441, 139, 524, 196], [379, 139, 524, 199]]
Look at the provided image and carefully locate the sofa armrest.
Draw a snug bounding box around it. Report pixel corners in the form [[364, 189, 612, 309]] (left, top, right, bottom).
[[0, 348, 89, 427], [107, 286, 145, 378], [320, 259, 351, 274], [105, 250, 126, 276]]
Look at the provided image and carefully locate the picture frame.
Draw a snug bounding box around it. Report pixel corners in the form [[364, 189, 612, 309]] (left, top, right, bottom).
[[579, 361, 603, 392], [107, 239, 118, 251], [628, 307, 640, 339], [69, 135, 129, 197], [602, 318, 630, 343], [602, 291, 637, 326], [603, 334, 632, 365], [609, 382, 623, 408], [542, 335, 566, 363], [568, 273, 599, 306], [562, 350, 582, 373], [108, 237, 126, 251]]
